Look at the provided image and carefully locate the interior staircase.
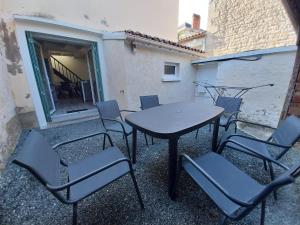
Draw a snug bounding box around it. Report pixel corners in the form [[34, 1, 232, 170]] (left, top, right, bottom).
[[50, 56, 83, 98]]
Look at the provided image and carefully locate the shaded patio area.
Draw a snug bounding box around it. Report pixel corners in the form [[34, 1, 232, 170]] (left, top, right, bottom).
[[1, 119, 300, 225]]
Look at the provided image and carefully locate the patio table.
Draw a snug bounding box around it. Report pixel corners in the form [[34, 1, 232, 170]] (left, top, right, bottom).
[[125, 101, 224, 198]]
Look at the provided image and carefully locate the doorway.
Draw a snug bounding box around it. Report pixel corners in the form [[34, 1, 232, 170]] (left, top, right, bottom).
[[26, 32, 104, 122]]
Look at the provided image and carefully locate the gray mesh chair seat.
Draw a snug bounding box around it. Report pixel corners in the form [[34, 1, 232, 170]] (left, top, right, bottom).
[[173, 151, 300, 225], [216, 96, 242, 130], [225, 136, 271, 159], [68, 146, 129, 202], [219, 115, 300, 199], [182, 153, 264, 217], [196, 96, 242, 138], [13, 130, 144, 225], [139, 95, 161, 145], [96, 100, 137, 160], [219, 115, 232, 127], [105, 120, 133, 135], [140, 95, 160, 110]]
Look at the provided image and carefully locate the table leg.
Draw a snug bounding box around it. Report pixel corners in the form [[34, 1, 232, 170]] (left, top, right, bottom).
[[212, 117, 220, 151], [168, 137, 178, 198], [132, 128, 137, 164]]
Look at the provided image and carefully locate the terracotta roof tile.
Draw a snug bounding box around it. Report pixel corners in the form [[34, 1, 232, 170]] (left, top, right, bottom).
[[125, 30, 203, 54], [178, 32, 206, 43]]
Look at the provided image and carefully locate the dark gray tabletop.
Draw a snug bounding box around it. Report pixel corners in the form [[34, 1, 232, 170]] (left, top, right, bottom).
[[125, 101, 224, 138]]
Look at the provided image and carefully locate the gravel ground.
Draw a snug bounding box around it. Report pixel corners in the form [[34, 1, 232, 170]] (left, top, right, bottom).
[[1, 119, 300, 225]]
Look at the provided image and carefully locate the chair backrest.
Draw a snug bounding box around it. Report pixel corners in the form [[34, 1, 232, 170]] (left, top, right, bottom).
[[13, 130, 61, 186], [140, 95, 160, 110], [215, 96, 242, 114], [96, 100, 121, 119], [272, 115, 300, 147]]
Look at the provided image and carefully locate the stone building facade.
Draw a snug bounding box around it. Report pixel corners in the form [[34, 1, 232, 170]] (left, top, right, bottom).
[[205, 0, 297, 56]]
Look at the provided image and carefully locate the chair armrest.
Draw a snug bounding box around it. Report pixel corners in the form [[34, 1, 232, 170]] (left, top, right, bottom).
[[101, 117, 127, 134], [120, 109, 137, 113], [227, 119, 276, 130], [52, 132, 113, 150], [52, 132, 114, 166], [46, 158, 131, 192], [180, 154, 254, 207], [226, 134, 290, 149], [218, 139, 289, 170]]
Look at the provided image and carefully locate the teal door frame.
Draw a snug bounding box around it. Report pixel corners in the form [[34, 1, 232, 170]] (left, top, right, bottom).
[[91, 42, 104, 101], [26, 31, 52, 122], [26, 32, 104, 123]]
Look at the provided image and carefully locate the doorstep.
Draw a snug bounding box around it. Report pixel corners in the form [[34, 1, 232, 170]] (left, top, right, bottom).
[[47, 108, 99, 128]]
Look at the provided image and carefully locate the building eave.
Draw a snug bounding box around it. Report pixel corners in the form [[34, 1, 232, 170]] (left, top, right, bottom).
[[14, 15, 104, 36], [192, 45, 297, 64]]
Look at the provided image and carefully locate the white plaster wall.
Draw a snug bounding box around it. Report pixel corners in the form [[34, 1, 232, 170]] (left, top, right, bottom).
[[123, 42, 197, 110], [195, 51, 297, 127], [0, 46, 20, 170], [101, 40, 129, 109], [2, 0, 178, 41]]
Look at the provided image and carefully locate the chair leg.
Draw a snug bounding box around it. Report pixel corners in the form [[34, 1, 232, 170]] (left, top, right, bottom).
[[218, 215, 227, 225], [268, 162, 277, 200], [195, 129, 199, 139], [144, 133, 148, 146], [151, 136, 154, 145], [209, 123, 212, 132], [129, 170, 144, 210], [73, 203, 78, 225], [263, 160, 268, 171], [102, 134, 106, 150], [124, 135, 132, 161], [260, 200, 266, 225]]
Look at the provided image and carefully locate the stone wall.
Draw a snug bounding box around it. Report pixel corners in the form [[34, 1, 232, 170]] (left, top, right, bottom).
[[206, 0, 297, 56]]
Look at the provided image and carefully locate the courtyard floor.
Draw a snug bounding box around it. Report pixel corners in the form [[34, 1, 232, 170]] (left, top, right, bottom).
[[1, 119, 300, 225]]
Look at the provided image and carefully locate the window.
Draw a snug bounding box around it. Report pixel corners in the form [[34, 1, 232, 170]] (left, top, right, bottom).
[[164, 64, 176, 75], [162, 62, 180, 82]]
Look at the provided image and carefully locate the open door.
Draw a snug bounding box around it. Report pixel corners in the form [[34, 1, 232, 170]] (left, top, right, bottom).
[[88, 42, 104, 102], [26, 31, 55, 121]]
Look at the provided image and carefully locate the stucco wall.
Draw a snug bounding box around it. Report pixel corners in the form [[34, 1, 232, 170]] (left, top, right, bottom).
[[195, 50, 297, 129], [0, 14, 34, 114], [0, 42, 21, 172], [206, 0, 297, 56], [102, 39, 198, 111], [123, 42, 197, 110], [102, 40, 129, 109], [1, 0, 178, 41]]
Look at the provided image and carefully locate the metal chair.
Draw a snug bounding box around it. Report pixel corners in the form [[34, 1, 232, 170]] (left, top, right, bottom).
[[172, 148, 300, 225], [140, 95, 160, 110], [196, 96, 242, 138], [96, 100, 138, 160], [218, 115, 300, 199], [13, 130, 144, 225], [140, 95, 160, 145]]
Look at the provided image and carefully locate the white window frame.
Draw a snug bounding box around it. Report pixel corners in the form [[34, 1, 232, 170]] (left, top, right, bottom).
[[162, 62, 181, 82]]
